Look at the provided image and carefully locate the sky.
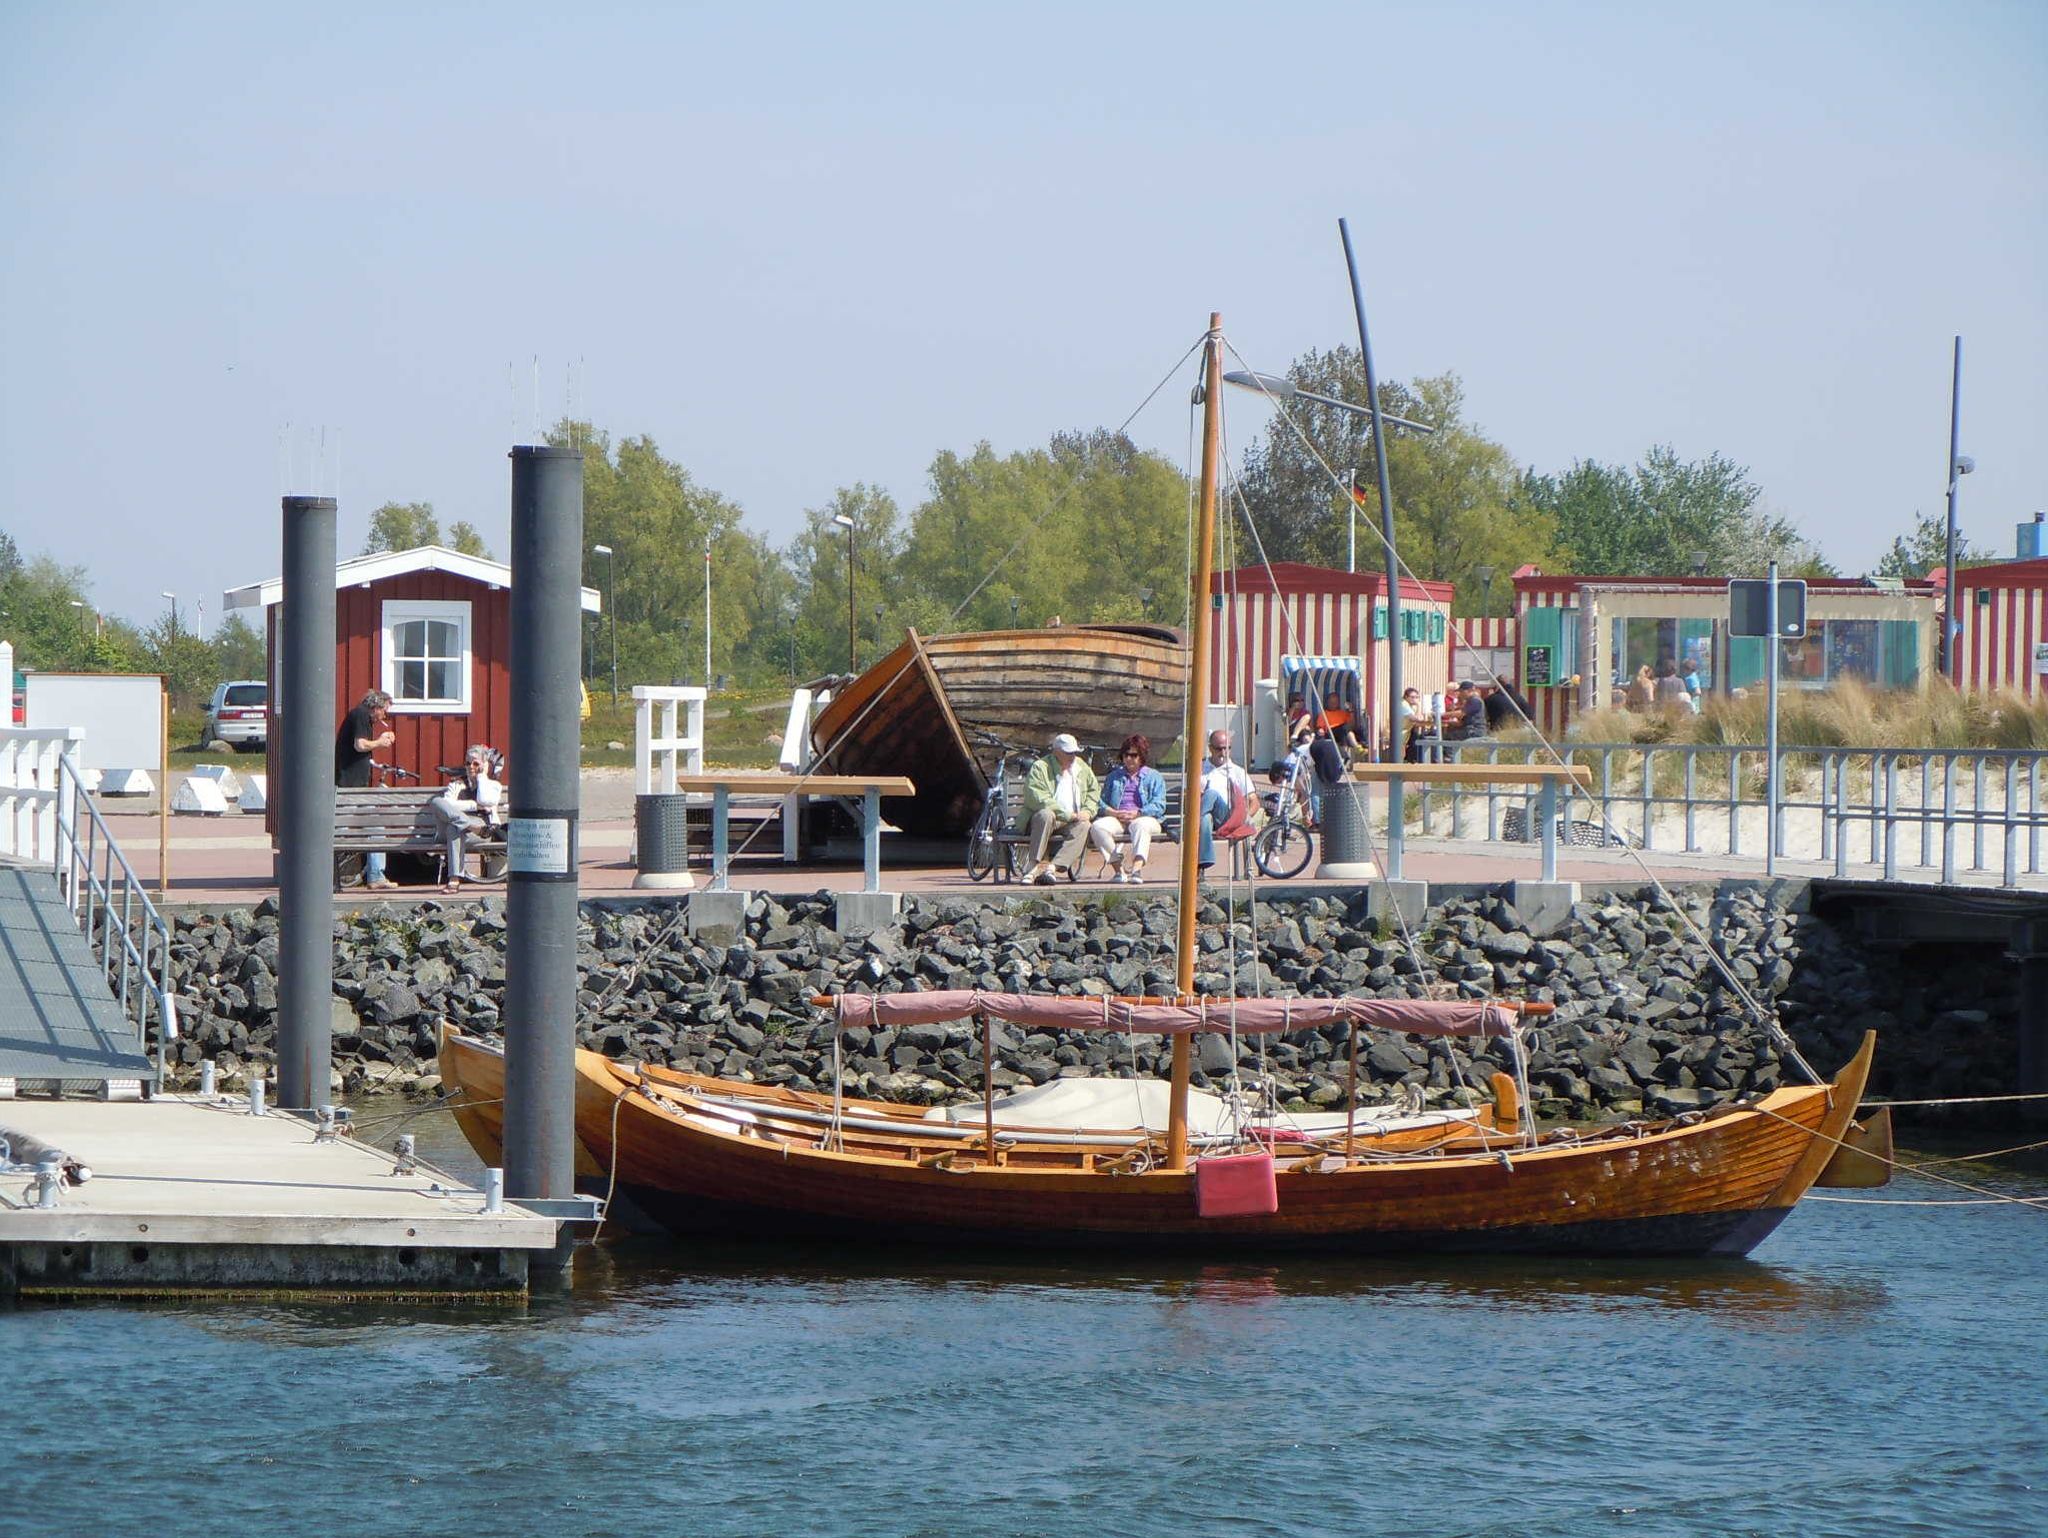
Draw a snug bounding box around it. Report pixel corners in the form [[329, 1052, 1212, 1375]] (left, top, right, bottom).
[[1, 1, 2042, 633]]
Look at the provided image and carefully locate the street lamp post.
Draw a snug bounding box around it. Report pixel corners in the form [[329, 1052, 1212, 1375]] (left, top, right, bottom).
[[591, 543, 618, 707], [703, 535, 713, 689], [1473, 564, 1495, 615], [1942, 336, 1972, 679], [831, 512, 857, 671], [1010, 596, 1020, 628]]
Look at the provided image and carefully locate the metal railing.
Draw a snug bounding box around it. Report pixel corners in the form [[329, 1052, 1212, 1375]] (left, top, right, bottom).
[[52, 753, 178, 1085], [1411, 740, 2048, 889]]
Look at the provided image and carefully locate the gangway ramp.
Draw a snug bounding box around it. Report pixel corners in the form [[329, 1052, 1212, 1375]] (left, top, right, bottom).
[[0, 864, 153, 1089]]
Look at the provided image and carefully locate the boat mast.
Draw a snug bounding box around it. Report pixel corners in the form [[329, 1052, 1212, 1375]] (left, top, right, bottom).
[[1168, 312, 1224, 1172]]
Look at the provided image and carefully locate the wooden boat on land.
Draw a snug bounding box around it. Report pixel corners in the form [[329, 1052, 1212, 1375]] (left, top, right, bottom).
[[810, 623, 1187, 835], [440, 1005, 1873, 1256]]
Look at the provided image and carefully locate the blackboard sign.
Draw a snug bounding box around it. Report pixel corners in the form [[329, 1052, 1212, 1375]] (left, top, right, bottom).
[[1525, 645, 1554, 686]]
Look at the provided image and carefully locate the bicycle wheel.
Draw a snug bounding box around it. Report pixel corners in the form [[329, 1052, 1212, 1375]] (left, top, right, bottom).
[[1254, 818, 1315, 880], [965, 800, 1002, 882]]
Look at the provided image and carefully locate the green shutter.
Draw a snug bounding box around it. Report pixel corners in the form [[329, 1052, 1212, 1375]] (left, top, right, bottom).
[[1881, 621, 1921, 687], [1371, 601, 1387, 640], [1428, 611, 1446, 644], [1728, 636, 1766, 690], [1522, 605, 1561, 686]]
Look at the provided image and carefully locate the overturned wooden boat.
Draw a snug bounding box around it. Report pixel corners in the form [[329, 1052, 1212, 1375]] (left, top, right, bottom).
[[440, 998, 1874, 1257], [810, 623, 1187, 835]]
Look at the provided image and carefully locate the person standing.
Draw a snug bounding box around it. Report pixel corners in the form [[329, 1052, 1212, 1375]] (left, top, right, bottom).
[[335, 689, 396, 889], [1021, 732, 1100, 886]]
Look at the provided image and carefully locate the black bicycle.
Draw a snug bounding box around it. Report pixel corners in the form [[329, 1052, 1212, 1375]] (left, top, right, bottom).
[[965, 732, 1027, 882]]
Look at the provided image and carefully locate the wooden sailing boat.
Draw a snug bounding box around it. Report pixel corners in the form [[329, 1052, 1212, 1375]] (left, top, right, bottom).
[[810, 622, 1188, 836], [440, 312, 1879, 1257]]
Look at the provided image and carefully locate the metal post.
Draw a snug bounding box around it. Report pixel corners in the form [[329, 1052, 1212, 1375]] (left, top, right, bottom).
[[276, 494, 336, 1110], [703, 535, 713, 688], [1942, 336, 1963, 679], [504, 444, 583, 1272], [711, 784, 730, 892], [863, 785, 881, 893], [1973, 756, 1987, 871], [1539, 776, 1559, 883], [1339, 219, 1402, 823], [2003, 759, 2018, 888], [1941, 755, 1957, 885], [1765, 559, 1780, 877], [845, 520, 858, 672], [1385, 773, 1405, 881]]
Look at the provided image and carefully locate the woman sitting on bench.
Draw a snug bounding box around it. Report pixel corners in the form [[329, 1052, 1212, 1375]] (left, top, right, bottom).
[[432, 744, 505, 893]]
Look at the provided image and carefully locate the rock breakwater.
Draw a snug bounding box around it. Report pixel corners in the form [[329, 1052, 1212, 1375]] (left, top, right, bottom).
[[160, 884, 2018, 1121]]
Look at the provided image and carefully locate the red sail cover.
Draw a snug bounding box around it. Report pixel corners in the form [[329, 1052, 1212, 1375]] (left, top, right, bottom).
[[828, 991, 1516, 1038]]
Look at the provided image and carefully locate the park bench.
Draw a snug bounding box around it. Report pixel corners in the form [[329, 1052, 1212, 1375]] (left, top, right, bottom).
[[333, 786, 505, 887], [992, 779, 1252, 882]]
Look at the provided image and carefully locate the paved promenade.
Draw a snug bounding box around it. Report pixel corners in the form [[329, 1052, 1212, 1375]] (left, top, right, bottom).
[[94, 768, 2046, 912]]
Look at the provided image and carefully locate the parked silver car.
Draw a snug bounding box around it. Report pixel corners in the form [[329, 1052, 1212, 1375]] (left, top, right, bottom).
[[204, 679, 268, 750]]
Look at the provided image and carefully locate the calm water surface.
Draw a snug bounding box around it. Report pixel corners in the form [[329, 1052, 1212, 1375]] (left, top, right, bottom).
[[7, 1104, 2044, 1538]]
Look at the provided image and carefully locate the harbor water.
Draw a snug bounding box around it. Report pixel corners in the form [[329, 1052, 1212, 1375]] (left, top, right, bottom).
[[6, 1104, 2044, 1538]]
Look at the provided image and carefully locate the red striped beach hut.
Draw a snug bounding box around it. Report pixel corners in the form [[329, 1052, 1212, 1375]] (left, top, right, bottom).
[[1949, 556, 2048, 698]]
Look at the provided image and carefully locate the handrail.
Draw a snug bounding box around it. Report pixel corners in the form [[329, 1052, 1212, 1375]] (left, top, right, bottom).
[[1408, 739, 2047, 890], [52, 753, 177, 1087]]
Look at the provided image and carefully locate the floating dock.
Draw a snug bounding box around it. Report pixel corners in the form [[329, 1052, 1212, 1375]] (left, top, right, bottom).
[[0, 1094, 562, 1299]]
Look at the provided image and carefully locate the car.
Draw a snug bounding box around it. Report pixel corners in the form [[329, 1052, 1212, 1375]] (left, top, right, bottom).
[[204, 679, 268, 751]]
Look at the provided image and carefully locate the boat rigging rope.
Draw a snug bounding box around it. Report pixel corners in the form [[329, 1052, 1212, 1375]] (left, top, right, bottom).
[[1216, 334, 1827, 1089], [1739, 1097, 2048, 1217], [947, 330, 1210, 623]]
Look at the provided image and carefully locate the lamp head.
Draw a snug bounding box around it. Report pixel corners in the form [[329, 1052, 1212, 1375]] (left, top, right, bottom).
[[831, 512, 856, 530], [1953, 454, 1976, 477], [1221, 370, 1297, 400], [592, 543, 612, 556]]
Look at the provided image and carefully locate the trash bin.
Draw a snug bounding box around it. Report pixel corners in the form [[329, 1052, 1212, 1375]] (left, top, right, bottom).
[[634, 792, 695, 889], [1315, 782, 1376, 880]]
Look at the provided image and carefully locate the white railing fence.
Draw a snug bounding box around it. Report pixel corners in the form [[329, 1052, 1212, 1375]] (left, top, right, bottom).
[[1414, 740, 2047, 889]]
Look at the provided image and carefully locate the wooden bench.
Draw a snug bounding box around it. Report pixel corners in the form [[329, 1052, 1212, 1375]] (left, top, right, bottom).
[[993, 779, 1251, 882], [334, 786, 505, 887]]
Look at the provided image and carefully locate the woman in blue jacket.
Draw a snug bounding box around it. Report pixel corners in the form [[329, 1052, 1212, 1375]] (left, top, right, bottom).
[[1089, 733, 1168, 883]]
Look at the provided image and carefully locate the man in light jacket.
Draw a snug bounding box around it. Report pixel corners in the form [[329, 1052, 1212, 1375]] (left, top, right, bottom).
[[1021, 732, 1101, 886]]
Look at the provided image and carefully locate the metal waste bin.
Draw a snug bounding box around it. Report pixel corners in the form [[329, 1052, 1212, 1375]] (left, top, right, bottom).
[[634, 792, 695, 889], [1315, 781, 1375, 880]]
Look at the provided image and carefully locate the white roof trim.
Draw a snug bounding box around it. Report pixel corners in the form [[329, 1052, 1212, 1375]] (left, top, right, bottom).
[[224, 545, 601, 613]]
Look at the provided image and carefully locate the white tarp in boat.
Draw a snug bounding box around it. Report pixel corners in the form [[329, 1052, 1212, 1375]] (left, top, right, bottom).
[[922, 1077, 1478, 1138]]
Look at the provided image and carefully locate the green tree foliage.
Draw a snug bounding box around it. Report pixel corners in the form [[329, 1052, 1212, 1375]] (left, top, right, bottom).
[[362, 500, 441, 554], [897, 430, 1190, 637], [560, 421, 771, 688], [212, 613, 266, 680], [1520, 447, 1826, 579], [1875, 510, 1974, 580], [445, 520, 492, 559], [1232, 351, 1553, 613]]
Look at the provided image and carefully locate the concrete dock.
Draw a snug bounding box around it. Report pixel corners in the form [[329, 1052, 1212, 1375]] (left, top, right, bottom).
[[0, 1094, 559, 1298]]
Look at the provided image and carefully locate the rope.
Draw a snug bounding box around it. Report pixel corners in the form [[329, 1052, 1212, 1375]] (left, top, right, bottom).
[[1897, 1136, 2048, 1168], [600, 1066, 631, 1226], [1741, 1097, 2048, 1217], [947, 331, 1209, 622], [1806, 1193, 2048, 1207], [1216, 335, 1826, 1087], [1864, 1091, 2048, 1108]]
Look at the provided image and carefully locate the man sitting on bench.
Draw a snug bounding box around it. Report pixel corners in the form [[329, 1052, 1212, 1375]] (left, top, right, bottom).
[[432, 744, 505, 893]]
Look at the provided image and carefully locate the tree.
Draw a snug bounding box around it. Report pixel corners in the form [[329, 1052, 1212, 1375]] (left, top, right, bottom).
[[1233, 351, 1553, 611], [1876, 511, 1974, 580], [362, 501, 440, 554], [1521, 446, 1826, 578], [445, 521, 492, 559]]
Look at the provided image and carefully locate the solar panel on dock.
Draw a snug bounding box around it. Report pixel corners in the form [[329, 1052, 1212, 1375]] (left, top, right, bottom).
[[0, 865, 154, 1085]]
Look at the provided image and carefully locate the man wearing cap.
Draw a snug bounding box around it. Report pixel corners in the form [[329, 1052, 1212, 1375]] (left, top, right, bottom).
[[1020, 732, 1101, 886]]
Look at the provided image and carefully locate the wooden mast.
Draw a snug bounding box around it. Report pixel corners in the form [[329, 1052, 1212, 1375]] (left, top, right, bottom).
[[1168, 313, 1224, 1172]]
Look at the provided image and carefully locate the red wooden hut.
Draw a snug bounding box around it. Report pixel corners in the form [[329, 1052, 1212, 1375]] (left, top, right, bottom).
[[223, 545, 600, 834]]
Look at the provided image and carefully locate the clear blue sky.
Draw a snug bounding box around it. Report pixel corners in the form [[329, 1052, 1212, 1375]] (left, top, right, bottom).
[[2, 1, 2042, 632]]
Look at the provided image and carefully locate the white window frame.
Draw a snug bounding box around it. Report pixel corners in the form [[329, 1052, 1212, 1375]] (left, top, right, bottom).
[[380, 599, 473, 713]]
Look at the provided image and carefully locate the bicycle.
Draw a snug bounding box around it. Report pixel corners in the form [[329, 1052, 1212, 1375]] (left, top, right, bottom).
[[1253, 747, 1317, 880], [964, 732, 1028, 882]]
